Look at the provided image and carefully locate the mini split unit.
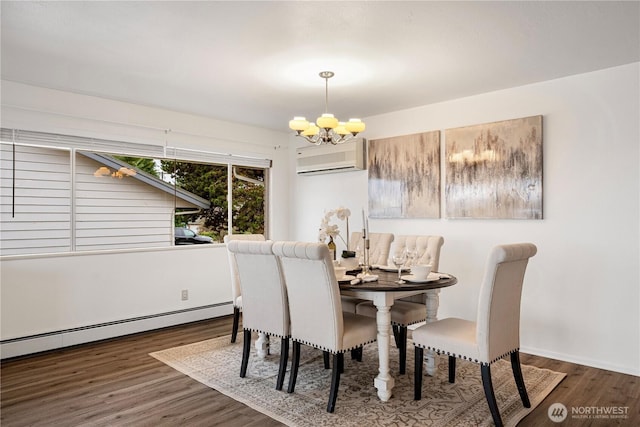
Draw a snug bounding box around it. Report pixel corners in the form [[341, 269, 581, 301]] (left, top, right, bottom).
[[296, 138, 366, 175]]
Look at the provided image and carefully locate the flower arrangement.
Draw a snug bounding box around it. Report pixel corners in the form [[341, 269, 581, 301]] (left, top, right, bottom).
[[318, 207, 351, 247]]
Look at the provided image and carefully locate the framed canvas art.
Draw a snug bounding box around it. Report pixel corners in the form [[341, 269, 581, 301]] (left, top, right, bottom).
[[368, 131, 440, 218], [445, 115, 543, 219]]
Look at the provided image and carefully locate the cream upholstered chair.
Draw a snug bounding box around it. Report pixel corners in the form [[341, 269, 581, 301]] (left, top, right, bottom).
[[348, 231, 394, 266], [356, 235, 444, 374], [224, 233, 266, 343], [273, 241, 377, 413], [341, 232, 395, 313], [227, 240, 290, 391], [413, 243, 537, 427]]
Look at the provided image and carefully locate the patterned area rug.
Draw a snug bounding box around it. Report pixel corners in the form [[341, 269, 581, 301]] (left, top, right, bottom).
[[150, 334, 565, 427]]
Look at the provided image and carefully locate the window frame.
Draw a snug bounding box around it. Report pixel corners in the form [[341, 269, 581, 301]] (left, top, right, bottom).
[[0, 128, 271, 256]]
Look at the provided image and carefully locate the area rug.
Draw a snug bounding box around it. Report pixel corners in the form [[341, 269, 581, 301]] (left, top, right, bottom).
[[150, 334, 565, 427]]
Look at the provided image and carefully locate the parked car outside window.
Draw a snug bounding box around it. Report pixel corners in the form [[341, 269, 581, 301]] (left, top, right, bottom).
[[174, 227, 214, 245]]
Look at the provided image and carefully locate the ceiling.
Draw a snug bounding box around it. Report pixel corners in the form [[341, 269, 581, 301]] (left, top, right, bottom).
[[1, 1, 639, 132]]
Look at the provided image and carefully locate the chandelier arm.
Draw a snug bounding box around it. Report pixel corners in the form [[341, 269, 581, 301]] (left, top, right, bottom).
[[296, 134, 322, 145]]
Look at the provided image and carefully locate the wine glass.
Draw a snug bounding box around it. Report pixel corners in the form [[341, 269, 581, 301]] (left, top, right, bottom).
[[392, 250, 407, 283], [405, 248, 417, 268]]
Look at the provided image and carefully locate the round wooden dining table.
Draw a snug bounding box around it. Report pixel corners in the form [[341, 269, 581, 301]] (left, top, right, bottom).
[[339, 269, 457, 402]]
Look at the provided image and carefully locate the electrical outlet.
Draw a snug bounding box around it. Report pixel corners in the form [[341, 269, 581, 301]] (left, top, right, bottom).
[[181, 289, 189, 301]]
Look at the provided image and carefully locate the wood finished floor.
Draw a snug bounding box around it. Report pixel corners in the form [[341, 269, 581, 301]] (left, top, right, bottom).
[[1, 316, 638, 426]]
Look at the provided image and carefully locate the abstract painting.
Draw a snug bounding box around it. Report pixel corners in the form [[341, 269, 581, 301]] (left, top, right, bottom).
[[368, 131, 440, 218], [445, 115, 543, 219]]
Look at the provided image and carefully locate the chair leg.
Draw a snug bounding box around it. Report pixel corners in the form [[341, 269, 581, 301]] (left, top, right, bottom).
[[276, 337, 289, 391], [392, 325, 400, 348], [327, 353, 343, 413], [231, 307, 240, 343], [240, 329, 251, 378], [323, 351, 330, 369], [414, 346, 424, 400], [510, 351, 531, 408], [398, 326, 408, 374], [481, 364, 503, 427], [338, 352, 344, 374], [287, 341, 301, 393], [448, 355, 456, 383], [349, 347, 363, 361]]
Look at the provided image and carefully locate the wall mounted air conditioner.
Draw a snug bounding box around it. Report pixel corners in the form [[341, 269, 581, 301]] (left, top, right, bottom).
[[296, 138, 366, 175]]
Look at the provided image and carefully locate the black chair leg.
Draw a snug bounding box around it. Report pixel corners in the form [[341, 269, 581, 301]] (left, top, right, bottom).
[[398, 326, 407, 374], [231, 307, 240, 343], [481, 364, 503, 427], [510, 351, 531, 408], [337, 352, 344, 374], [414, 346, 424, 400], [240, 329, 251, 377], [349, 347, 363, 361], [287, 341, 301, 393], [323, 351, 330, 369], [392, 325, 400, 348], [448, 355, 456, 383], [276, 337, 289, 391], [327, 353, 343, 413]]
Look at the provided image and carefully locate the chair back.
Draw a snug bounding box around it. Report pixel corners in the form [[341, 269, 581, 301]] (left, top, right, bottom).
[[393, 235, 444, 270], [224, 234, 266, 305], [348, 232, 394, 266], [477, 243, 537, 363], [273, 241, 344, 352], [227, 240, 289, 337], [394, 235, 444, 304]]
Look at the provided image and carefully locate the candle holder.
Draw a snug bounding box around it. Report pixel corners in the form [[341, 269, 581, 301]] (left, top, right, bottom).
[[362, 234, 372, 276]]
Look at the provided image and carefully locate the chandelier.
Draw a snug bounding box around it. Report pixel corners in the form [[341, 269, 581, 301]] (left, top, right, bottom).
[[289, 71, 365, 145]]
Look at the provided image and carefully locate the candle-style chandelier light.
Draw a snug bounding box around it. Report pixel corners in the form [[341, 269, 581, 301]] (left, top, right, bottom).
[[289, 71, 366, 145]]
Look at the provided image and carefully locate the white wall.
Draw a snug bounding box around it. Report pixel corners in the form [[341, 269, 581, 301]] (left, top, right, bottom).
[[290, 63, 640, 375], [0, 81, 293, 356], [1, 245, 230, 340]]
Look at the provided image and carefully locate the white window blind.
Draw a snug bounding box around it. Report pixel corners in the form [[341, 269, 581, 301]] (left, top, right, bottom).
[[164, 147, 271, 168], [0, 128, 272, 168]]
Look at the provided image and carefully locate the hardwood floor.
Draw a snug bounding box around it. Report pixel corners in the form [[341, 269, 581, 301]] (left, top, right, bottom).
[[1, 316, 638, 426]]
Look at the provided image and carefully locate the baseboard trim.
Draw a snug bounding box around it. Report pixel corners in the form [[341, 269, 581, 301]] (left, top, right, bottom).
[[0, 303, 233, 359]]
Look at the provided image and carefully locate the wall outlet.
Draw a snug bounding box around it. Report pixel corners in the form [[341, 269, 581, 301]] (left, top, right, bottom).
[[181, 289, 189, 301]]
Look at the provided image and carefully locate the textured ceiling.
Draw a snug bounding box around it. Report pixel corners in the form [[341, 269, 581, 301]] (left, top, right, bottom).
[[1, 1, 639, 131]]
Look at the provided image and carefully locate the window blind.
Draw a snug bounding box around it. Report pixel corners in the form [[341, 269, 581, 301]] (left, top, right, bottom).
[[0, 128, 272, 168], [164, 147, 271, 168]]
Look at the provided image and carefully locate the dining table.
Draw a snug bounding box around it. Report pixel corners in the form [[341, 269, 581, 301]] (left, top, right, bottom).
[[339, 268, 457, 402]]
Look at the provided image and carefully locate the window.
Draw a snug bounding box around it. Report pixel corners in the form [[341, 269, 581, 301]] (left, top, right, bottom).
[[0, 128, 271, 255], [232, 166, 266, 235]]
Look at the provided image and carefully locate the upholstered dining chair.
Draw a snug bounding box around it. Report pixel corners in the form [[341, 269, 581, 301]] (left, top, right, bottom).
[[224, 233, 266, 343], [413, 243, 537, 427], [342, 232, 395, 313], [348, 231, 395, 267], [272, 241, 378, 413], [356, 235, 444, 374], [227, 240, 290, 391]]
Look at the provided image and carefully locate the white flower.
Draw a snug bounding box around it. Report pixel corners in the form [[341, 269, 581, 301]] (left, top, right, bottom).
[[335, 207, 351, 221], [318, 207, 350, 244]]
